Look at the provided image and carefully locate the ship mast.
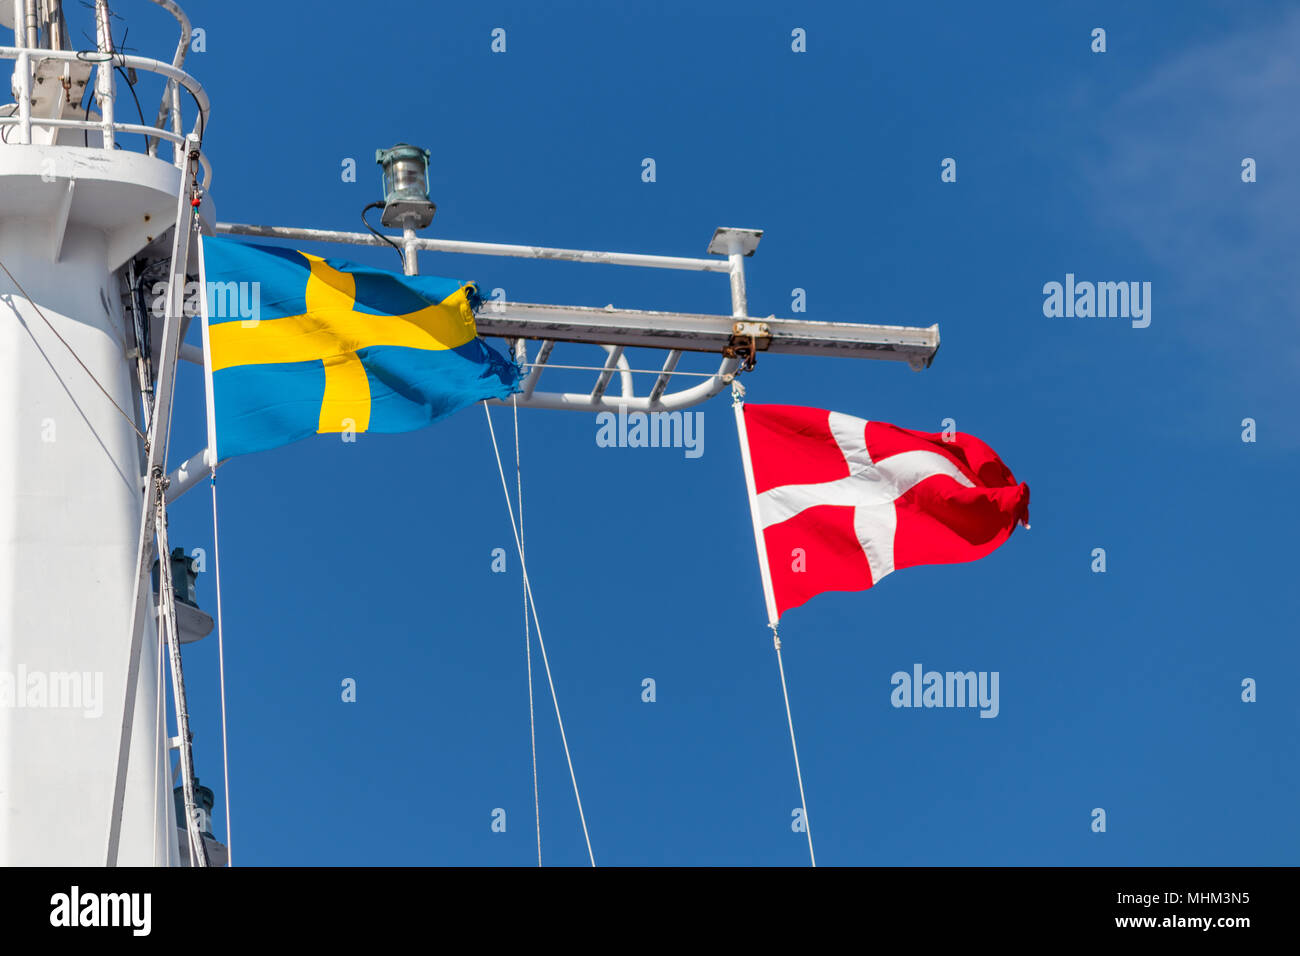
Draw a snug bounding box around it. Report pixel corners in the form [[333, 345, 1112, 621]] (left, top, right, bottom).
[[0, 0, 216, 865]]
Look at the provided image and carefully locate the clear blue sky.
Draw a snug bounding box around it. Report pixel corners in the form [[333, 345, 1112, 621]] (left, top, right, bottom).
[[135, 0, 1300, 864]]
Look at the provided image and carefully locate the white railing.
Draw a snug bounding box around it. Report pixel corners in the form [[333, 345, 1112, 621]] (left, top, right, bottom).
[[0, 35, 211, 185]]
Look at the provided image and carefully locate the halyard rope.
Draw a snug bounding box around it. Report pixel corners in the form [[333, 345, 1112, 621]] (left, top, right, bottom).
[[513, 395, 543, 867], [773, 625, 816, 867], [210, 473, 234, 865], [484, 401, 596, 866]]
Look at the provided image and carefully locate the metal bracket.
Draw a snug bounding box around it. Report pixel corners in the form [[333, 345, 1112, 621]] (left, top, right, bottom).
[[707, 227, 763, 257], [723, 319, 771, 371]]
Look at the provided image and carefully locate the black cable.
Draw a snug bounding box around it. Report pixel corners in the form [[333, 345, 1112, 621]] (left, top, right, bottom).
[[145, 81, 206, 158], [181, 83, 205, 141], [68, 44, 205, 152], [136, 261, 171, 324], [113, 65, 148, 147], [362, 202, 406, 270], [82, 83, 92, 147], [73, 39, 102, 148]]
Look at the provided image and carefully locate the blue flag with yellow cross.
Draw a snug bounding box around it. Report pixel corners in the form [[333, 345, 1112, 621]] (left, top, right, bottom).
[[199, 236, 520, 460]]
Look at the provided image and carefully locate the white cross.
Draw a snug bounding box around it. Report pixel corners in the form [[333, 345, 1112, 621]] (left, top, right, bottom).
[[756, 412, 974, 585]]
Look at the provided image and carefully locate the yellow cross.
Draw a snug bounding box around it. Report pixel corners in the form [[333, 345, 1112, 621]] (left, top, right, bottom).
[[307, 259, 373, 433]]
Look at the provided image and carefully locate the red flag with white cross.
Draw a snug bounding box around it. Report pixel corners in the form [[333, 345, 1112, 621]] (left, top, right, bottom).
[[735, 402, 1030, 623]]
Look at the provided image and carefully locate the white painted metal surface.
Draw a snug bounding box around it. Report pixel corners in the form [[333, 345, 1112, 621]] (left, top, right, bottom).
[[0, 157, 179, 867], [476, 302, 939, 364], [0, 1, 213, 866], [217, 221, 731, 273]]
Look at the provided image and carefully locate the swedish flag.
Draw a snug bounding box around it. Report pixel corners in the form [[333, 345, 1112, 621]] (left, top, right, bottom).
[[200, 236, 520, 460]]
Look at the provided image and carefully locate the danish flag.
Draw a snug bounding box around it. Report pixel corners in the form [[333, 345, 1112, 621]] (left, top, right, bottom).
[[735, 403, 1030, 622]]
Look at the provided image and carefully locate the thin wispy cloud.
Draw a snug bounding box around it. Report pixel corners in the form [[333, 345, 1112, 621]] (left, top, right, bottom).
[[1084, 11, 1300, 385]]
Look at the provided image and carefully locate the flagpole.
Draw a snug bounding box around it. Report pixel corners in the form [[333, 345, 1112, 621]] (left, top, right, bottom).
[[732, 382, 778, 627], [198, 237, 235, 865], [732, 382, 817, 867]]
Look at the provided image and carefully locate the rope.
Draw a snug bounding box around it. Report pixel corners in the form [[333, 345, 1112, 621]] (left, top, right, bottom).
[[733, 381, 816, 867], [514, 395, 542, 867], [483, 402, 597, 866], [210, 473, 234, 865], [151, 614, 165, 865], [0, 257, 145, 441], [773, 625, 816, 867]]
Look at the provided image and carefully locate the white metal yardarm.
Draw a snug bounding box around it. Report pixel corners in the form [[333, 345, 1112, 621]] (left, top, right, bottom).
[[214, 222, 941, 415]]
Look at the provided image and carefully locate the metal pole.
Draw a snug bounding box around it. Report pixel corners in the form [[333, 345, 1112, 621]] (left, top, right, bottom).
[[12, 2, 31, 145], [216, 222, 731, 273], [106, 138, 201, 866], [725, 233, 749, 318], [94, 0, 114, 150], [728, 254, 748, 318], [154, 493, 210, 866], [732, 385, 779, 627], [13, 48, 31, 144], [402, 224, 418, 275], [164, 446, 213, 503], [140, 0, 191, 162], [47, 0, 63, 50], [23, 0, 36, 48], [169, 80, 182, 165]]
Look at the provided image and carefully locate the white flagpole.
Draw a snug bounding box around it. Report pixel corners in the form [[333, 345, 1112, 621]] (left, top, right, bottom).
[[732, 382, 817, 867], [198, 237, 234, 865], [732, 383, 778, 627], [198, 237, 218, 456]]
